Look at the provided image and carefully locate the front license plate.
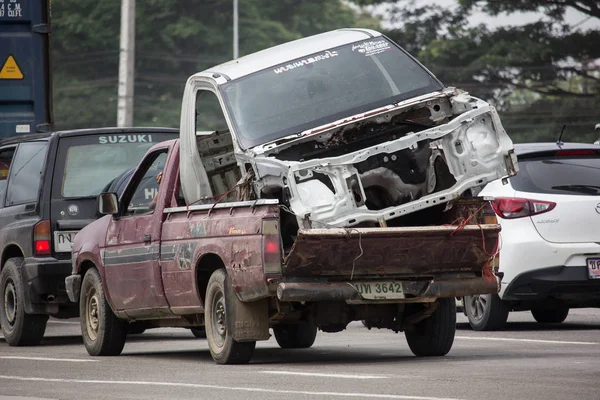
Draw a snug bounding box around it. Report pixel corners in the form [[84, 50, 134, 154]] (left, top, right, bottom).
[[587, 258, 600, 279], [351, 281, 405, 300], [54, 231, 78, 253]]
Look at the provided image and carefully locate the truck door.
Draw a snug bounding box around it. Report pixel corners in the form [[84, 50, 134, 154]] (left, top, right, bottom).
[[104, 148, 170, 314]]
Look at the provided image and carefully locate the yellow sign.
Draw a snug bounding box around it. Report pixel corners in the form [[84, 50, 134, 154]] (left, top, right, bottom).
[[0, 55, 24, 79]]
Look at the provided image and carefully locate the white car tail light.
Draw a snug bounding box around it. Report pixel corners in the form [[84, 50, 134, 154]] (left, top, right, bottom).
[[491, 198, 556, 219]]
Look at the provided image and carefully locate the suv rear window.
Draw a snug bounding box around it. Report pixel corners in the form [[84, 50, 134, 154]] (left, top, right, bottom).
[[511, 156, 600, 196], [53, 133, 175, 198]]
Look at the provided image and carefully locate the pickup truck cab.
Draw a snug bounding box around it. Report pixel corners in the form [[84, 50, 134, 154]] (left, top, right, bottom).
[[68, 138, 502, 364], [0, 127, 178, 345]]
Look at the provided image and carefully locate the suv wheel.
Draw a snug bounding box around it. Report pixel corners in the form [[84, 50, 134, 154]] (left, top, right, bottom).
[[531, 305, 569, 324], [0, 258, 48, 346], [80, 268, 126, 356], [464, 294, 509, 331], [405, 298, 456, 357], [274, 320, 317, 349]]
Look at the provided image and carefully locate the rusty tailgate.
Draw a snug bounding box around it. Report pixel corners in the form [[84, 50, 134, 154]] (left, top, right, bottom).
[[283, 225, 500, 279]]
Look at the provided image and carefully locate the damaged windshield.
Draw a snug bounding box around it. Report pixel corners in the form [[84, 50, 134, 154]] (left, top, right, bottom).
[[220, 37, 443, 149]]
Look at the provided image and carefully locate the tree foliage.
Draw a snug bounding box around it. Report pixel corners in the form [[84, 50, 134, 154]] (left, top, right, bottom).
[[379, 0, 599, 142], [51, 0, 380, 129]]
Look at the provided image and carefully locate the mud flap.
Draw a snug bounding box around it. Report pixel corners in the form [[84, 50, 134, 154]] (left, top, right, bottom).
[[227, 285, 270, 342]]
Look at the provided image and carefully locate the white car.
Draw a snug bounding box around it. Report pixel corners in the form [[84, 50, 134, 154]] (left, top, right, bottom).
[[463, 142, 600, 330]]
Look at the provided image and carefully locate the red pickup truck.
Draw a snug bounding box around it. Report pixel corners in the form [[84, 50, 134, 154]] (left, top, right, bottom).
[[66, 138, 501, 364]]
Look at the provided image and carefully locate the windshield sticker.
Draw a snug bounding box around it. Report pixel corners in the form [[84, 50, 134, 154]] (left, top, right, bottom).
[[98, 134, 154, 144], [352, 40, 391, 57], [273, 50, 339, 74]]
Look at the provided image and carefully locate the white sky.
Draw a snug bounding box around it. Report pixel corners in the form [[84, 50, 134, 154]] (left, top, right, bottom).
[[372, 0, 600, 31]]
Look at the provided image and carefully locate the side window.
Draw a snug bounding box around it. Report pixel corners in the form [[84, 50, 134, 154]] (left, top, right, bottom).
[[6, 142, 48, 206], [0, 146, 16, 202], [124, 151, 168, 216], [195, 90, 228, 133]]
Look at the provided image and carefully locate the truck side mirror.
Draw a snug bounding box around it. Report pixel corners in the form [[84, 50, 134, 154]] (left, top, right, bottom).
[[98, 192, 119, 216]]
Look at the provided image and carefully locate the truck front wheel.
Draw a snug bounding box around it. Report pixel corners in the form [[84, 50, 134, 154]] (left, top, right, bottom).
[[0, 258, 48, 346], [274, 320, 317, 349], [205, 268, 255, 364], [405, 297, 456, 357], [80, 268, 126, 356]]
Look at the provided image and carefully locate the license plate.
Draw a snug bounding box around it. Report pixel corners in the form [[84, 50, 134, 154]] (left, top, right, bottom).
[[54, 231, 78, 253], [351, 281, 405, 300], [587, 258, 600, 279]]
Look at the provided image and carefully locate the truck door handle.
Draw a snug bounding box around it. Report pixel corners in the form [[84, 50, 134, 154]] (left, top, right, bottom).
[[143, 234, 151, 243]]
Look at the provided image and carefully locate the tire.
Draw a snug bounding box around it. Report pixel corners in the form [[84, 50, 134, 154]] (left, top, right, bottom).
[[0, 258, 48, 346], [190, 327, 206, 338], [531, 305, 569, 324], [464, 293, 509, 331], [205, 268, 255, 364], [405, 298, 456, 357], [80, 268, 126, 356], [274, 320, 317, 349]]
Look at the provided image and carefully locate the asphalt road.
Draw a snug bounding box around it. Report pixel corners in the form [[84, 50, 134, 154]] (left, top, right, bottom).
[[1, 309, 600, 400]]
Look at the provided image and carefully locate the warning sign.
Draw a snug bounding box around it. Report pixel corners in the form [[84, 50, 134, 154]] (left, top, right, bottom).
[[0, 55, 24, 79]]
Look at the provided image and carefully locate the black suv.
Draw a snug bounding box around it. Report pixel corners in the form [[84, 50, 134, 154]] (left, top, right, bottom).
[[0, 127, 178, 345]]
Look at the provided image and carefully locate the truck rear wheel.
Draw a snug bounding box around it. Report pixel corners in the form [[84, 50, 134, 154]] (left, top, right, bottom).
[[80, 268, 126, 356], [274, 320, 317, 349], [0, 258, 48, 346], [205, 268, 255, 364], [464, 294, 509, 331], [405, 298, 456, 357]]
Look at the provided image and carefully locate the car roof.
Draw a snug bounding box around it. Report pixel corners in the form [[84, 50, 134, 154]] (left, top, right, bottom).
[[515, 142, 600, 158], [0, 126, 179, 146], [200, 28, 382, 82]]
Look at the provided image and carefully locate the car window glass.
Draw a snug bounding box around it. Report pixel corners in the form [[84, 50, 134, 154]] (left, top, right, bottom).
[[511, 157, 600, 195], [5, 142, 48, 206], [0, 146, 16, 204], [54, 133, 176, 199], [196, 90, 228, 133], [125, 151, 168, 216]]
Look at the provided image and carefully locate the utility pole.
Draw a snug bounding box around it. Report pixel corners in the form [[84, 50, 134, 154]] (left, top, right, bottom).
[[233, 0, 239, 59], [117, 0, 135, 127]]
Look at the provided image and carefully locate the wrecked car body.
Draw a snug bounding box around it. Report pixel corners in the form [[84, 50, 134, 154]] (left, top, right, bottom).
[[67, 28, 517, 365], [180, 29, 517, 234]]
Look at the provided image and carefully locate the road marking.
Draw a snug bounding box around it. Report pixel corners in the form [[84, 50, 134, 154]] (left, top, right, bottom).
[[0, 375, 464, 400], [47, 320, 80, 325], [455, 336, 598, 345], [260, 370, 388, 379], [0, 356, 98, 363]]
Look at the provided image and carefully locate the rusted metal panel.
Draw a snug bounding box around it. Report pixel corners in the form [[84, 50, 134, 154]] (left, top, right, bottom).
[[283, 225, 500, 279], [160, 204, 278, 310]]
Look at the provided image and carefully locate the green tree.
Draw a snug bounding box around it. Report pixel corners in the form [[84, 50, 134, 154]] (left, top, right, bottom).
[[374, 0, 599, 142], [51, 0, 381, 130]]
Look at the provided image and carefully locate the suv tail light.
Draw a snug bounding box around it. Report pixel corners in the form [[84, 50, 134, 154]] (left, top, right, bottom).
[[491, 198, 556, 219], [262, 219, 282, 275], [34, 220, 51, 256]]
